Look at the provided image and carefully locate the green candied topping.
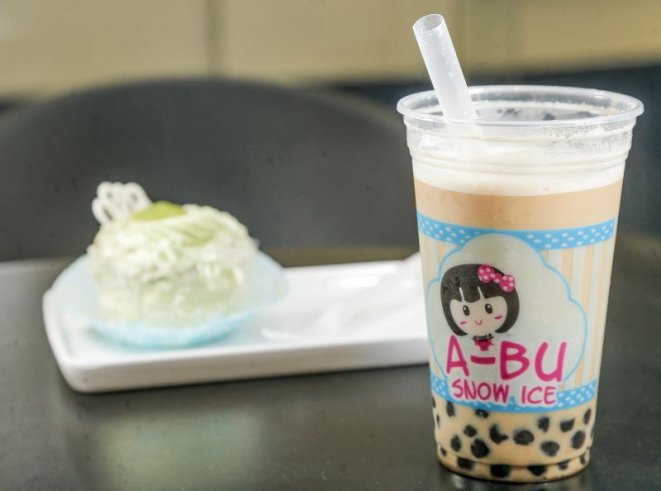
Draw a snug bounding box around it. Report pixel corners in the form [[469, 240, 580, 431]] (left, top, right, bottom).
[[133, 201, 186, 221]]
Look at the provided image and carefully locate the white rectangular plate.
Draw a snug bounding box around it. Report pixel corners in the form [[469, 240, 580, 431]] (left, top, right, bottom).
[[43, 259, 428, 392]]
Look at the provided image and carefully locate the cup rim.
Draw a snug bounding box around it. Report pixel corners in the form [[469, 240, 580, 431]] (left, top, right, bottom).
[[396, 85, 644, 128]]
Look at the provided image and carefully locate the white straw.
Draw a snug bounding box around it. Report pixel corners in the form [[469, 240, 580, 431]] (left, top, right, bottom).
[[413, 14, 477, 121]]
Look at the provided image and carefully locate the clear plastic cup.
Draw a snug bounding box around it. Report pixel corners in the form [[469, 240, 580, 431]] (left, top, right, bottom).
[[398, 86, 643, 482]]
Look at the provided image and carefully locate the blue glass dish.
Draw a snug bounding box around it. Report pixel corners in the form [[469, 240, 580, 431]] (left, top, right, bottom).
[[49, 252, 288, 349]]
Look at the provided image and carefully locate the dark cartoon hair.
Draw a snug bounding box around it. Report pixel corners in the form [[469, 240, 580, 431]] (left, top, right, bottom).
[[440, 264, 519, 336]]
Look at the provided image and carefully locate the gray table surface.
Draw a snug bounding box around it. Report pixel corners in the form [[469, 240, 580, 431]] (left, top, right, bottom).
[[1, 238, 660, 491]]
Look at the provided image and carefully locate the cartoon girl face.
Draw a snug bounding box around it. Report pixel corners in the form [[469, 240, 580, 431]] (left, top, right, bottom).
[[448, 289, 508, 337], [440, 263, 520, 339]]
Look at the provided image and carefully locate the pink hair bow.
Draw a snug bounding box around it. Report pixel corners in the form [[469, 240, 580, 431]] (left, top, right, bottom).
[[478, 265, 516, 292]]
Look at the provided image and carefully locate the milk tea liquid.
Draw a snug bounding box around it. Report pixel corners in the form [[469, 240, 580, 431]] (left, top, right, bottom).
[[399, 87, 643, 482]]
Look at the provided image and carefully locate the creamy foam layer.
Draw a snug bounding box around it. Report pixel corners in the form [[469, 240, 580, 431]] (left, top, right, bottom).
[[401, 87, 639, 196], [412, 158, 625, 196], [409, 124, 630, 196]]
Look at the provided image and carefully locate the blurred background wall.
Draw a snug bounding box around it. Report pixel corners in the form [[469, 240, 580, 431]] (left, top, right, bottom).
[[1, 0, 661, 99], [1, 0, 660, 247]]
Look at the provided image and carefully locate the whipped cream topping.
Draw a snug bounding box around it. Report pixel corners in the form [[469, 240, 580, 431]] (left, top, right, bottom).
[[88, 183, 256, 326], [89, 205, 255, 286]]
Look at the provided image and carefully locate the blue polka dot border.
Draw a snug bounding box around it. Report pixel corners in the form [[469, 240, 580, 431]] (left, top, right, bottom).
[[417, 213, 615, 250], [430, 371, 597, 413]]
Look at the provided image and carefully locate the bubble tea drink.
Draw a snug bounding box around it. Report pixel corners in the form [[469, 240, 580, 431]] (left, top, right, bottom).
[[398, 86, 643, 482]]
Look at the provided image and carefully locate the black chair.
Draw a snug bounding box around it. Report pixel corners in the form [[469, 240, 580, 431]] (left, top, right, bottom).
[[0, 79, 417, 262]]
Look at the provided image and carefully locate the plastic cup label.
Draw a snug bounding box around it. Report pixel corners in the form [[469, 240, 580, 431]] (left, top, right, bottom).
[[415, 180, 621, 414]]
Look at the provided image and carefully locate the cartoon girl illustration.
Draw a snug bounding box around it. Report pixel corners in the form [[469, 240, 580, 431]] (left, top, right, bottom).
[[440, 264, 519, 351]]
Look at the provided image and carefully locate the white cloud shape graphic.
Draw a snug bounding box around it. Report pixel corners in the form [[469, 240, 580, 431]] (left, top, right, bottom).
[[427, 234, 586, 401]]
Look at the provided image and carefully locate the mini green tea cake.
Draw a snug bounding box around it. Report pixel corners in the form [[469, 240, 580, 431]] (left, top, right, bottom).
[[88, 182, 256, 327]]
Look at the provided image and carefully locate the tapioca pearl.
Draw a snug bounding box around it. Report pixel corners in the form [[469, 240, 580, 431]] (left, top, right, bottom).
[[580, 453, 587, 465], [470, 439, 490, 458], [540, 440, 560, 457], [450, 435, 462, 452], [490, 464, 511, 478], [560, 419, 575, 432], [572, 431, 586, 449], [527, 465, 546, 477], [557, 460, 569, 470], [446, 400, 455, 417], [457, 457, 475, 470], [432, 397, 436, 408], [435, 414, 441, 428], [464, 425, 477, 437], [513, 429, 535, 445], [440, 446, 447, 457], [475, 409, 489, 418], [489, 425, 509, 444], [537, 416, 550, 433], [584, 408, 592, 425]]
